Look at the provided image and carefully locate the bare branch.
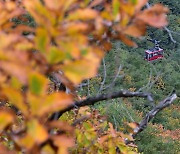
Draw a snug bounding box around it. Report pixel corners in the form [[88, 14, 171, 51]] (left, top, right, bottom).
[[133, 92, 177, 137], [49, 90, 153, 121], [164, 26, 177, 43], [97, 58, 107, 94], [87, 79, 90, 96]]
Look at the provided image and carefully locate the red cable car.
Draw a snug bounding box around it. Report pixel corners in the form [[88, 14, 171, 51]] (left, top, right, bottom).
[[145, 39, 164, 61]]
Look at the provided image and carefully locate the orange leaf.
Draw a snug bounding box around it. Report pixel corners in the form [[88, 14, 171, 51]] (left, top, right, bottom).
[[98, 135, 109, 144], [27, 119, 48, 144], [28, 92, 73, 117], [2, 87, 28, 116], [135, 0, 148, 11], [15, 134, 34, 149], [67, 8, 98, 21], [124, 21, 146, 37], [0, 61, 28, 84], [44, 0, 63, 10], [48, 121, 74, 133], [128, 122, 139, 129], [0, 109, 15, 132], [40, 92, 73, 116], [0, 144, 16, 154], [119, 34, 138, 47], [137, 4, 169, 28], [53, 136, 74, 146], [109, 122, 116, 137]]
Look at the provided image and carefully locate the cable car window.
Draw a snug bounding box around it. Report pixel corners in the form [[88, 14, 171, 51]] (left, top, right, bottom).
[[154, 52, 158, 56], [145, 53, 148, 59]]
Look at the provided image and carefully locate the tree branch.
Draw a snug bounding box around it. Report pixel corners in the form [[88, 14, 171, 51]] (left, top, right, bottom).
[[133, 92, 177, 137], [49, 90, 153, 121]]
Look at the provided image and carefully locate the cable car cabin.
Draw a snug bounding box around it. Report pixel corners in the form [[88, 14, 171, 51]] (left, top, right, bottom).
[[145, 48, 163, 61]]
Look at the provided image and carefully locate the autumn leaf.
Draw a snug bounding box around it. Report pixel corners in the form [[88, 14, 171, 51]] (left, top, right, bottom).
[[135, 0, 148, 11], [0, 144, 16, 154], [124, 21, 146, 37], [44, 0, 75, 12], [0, 109, 14, 132], [0, 61, 28, 84], [28, 92, 73, 117], [67, 8, 98, 21], [41, 145, 55, 154], [28, 72, 48, 95], [15, 134, 35, 149], [35, 28, 50, 53], [61, 52, 101, 85], [137, 4, 169, 28], [27, 119, 48, 144], [119, 34, 138, 47], [47, 46, 66, 64], [2, 87, 28, 116], [52, 135, 74, 154], [44, 0, 63, 10], [38, 92, 73, 116], [112, 0, 120, 17]]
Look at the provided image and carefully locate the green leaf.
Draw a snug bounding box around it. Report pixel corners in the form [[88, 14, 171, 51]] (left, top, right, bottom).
[[47, 46, 65, 64], [112, 0, 120, 16], [35, 28, 49, 52], [29, 72, 48, 95]]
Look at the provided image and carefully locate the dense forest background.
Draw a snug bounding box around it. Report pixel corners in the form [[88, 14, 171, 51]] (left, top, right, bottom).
[[78, 0, 180, 153]]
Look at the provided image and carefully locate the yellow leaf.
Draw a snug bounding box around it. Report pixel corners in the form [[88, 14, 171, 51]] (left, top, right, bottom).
[[27, 119, 48, 144], [35, 28, 50, 53], [61, 52, 101, 85], [0, 109, 14, 132], [41, 145, 55, 154], [2, 87, 28, 116], [112, 0, 120, 17], [27, 92, 42, 116], [24, 0, 55, 25], [47, 46, 66, 64], [28, 92, 73, 117], [15, 134, 34, 149], [39, 92, 73, 117]]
